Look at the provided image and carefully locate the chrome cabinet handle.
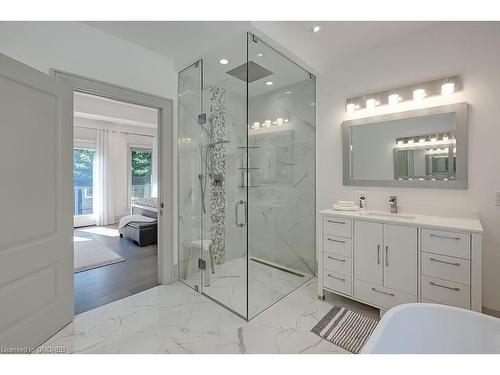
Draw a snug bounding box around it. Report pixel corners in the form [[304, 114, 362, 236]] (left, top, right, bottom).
[[327, 220, 345, 225], [430, 281, 460, 291], [430, 257, 461, 266], [430, 234, 461, 240], [234, 200, 246, 227], [327, 256, 346, 262], [385, 245, 389, 267], [327, 238, 345, 244], [377, 244, 380, 265], [371, 287, 394, 297], [328, 274, 346, 282]]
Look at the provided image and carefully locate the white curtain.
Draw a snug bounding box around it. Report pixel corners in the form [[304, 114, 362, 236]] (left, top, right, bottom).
[[151, 135, 158, 198], [93, 129, 114, 226]]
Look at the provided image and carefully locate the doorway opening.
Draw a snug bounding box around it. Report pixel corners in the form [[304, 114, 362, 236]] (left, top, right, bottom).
[[72, 92, 160, 314]]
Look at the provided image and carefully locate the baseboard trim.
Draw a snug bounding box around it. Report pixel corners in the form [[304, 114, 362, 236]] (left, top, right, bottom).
[[483, 307, 500, 318]]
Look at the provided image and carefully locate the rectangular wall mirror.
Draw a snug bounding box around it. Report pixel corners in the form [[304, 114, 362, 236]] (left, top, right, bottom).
[[342, 103, 468, 189]]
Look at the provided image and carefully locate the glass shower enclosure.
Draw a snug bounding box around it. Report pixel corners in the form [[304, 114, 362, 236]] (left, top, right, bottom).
[[178, 32, 316, 320]]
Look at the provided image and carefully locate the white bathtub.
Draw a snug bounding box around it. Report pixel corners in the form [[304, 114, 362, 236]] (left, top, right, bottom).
[[362, 303, 500, 354]]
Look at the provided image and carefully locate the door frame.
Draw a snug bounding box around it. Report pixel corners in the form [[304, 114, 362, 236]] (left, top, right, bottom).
[[52, 69, 175, 285]]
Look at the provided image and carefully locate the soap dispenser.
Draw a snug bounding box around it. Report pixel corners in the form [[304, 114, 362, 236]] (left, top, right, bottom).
[[359, 191, 367, 209]]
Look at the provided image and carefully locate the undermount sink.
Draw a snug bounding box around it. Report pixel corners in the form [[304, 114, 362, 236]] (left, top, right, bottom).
[[363, 212, 416, 220]]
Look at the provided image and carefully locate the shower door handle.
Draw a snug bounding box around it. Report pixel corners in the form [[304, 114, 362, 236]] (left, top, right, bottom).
[[235, 200, 247, 227]]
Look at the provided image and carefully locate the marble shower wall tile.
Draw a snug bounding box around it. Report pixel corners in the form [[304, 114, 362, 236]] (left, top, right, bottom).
[[248, 79, 316, 275]]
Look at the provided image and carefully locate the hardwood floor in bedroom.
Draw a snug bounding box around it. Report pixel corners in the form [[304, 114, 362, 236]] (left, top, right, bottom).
[[74, 224, 158, 315]]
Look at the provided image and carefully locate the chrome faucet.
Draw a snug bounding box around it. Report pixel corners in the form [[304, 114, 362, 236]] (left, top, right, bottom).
[[388, 196, 398, 214]]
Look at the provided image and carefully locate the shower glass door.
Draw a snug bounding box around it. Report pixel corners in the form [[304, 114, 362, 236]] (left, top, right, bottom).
[[178, 60, 204, 291], [247, 34, 316, 319], [178, 33, 315, 321], [199, 34, 248, 318]]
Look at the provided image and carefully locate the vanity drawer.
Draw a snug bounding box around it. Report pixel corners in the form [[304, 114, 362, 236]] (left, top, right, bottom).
[[323, 271, 352, 296], [323, 252, 352, 276], [421, 275, 470, 310], [323, 217, 352, 238], [354, 280, 416, 311], [421, 252, 470, 285], [323, 235, 352, 258], [421, 229, 470, 259]]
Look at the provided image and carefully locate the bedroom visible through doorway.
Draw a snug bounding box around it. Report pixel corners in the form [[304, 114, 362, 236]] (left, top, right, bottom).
[[72, 92, 160, 315]]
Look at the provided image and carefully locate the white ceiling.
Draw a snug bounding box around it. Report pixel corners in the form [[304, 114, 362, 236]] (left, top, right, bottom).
[[74, 92, 158, 129], [252, 21, 436, 72], [85, 21, 436, 73], [85, 21, 251, 69]]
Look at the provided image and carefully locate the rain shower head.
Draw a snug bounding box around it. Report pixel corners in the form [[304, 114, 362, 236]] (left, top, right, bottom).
[[226, 61, 273, 83]]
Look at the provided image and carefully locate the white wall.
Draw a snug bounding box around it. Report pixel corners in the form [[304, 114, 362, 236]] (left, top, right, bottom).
[[317, 22, 500, 311], [0, 22, 177, 101]]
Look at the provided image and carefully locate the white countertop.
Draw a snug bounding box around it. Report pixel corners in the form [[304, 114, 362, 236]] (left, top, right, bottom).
[[319, 208, 484, 233]]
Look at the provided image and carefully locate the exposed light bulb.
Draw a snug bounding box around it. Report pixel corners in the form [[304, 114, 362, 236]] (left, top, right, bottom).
[[312, 25, 321, 33], [265, 81, 274, 86], [257, 53, 263, 57], [441, 82, 455, 96], [366, 98, 377, 110], [388, 93, 401, 106], [346, 103, 356, 113], [219, 59, 229, 65], [413, 89, 426, 101]]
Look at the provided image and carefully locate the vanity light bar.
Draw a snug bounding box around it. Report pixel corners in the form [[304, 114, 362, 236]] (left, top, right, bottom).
[[345, 76, 460, 112]]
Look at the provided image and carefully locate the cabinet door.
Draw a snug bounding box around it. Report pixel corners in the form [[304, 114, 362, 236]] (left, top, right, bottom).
[[354, 221, 383, 285], [383, 224, 417, 295]]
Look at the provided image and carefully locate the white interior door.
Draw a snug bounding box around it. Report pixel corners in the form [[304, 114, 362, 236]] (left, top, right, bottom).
[[0, 53, 73, 350], [354, 221, 383, 285], [383, 224, 418, 295]]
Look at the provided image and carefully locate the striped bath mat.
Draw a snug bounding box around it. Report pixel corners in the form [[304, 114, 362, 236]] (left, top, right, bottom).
[[311, 306, 379, 353]]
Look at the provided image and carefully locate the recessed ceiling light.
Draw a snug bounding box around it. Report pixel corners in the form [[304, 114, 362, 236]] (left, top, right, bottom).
[[219, 59, 229, 65], [265, 81, 274, 86], [312, 25, 321, 33], [257, 53, 263, 57], [285, 91, 292, 95]]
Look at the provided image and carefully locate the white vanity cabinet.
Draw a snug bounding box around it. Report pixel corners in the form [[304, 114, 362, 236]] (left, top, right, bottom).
[[318, 209, 483, 313], [353, 221, 417, 311]]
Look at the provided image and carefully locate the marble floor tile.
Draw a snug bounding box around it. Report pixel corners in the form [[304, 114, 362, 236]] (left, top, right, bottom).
[[184, 256, 313, 318], [40, 278, 378, 354]]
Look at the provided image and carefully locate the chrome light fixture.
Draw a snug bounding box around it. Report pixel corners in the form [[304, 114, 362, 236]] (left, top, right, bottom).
[[345, 76, 460, 112]]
